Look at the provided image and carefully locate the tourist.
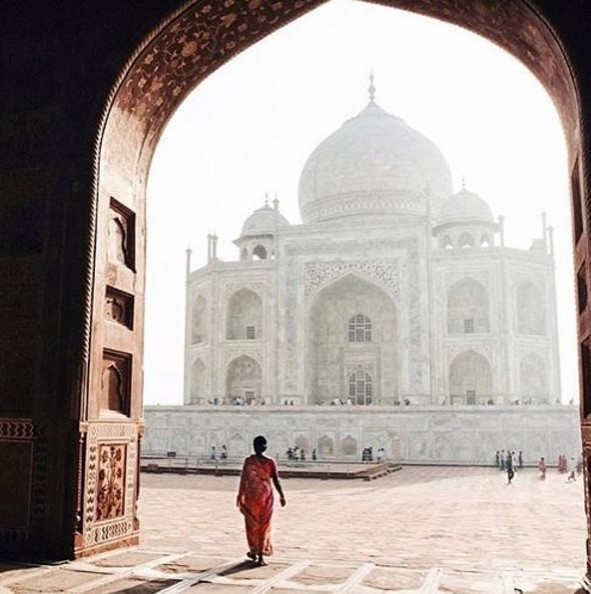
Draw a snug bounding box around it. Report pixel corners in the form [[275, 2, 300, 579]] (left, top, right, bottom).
[[312, 448, 317, 461], [538, 456, 546, 480], [376, 448, 384, 463], [210, 446, 217, 461], [568, 457, 577, 482], [495, 450, 500, 468], [221, 444, 228, 460], [237, 435, 286, 566], [500, 449, 506, 471], [518, 451, 523, 469], [300, 449, 306, 461], [506, 451, 514, 484]]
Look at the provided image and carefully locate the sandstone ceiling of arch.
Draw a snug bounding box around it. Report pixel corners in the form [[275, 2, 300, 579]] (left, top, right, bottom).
[[106, 0, 576, 180]]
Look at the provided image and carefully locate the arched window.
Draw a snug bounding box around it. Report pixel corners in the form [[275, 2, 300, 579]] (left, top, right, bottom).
[[447, 278, 490, 334], [349, 370, 372, 405], [348, 313, 372, 342], [190, 359, 206, 404], [516, 281, 546, 335], [449, 350, 492, 405], [458, 232, 474, 248], [253, 244, 267, 260], [191, 295, 207, 344], [226, 288, 262, 340], [226, 355, 262, 401]]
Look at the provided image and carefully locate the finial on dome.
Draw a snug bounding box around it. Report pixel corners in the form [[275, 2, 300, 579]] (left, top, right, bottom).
[[461, 176, 466, 191], [264, 191, 269, 207], [368, 70, 376, 103], [273, 193, 279, 211]]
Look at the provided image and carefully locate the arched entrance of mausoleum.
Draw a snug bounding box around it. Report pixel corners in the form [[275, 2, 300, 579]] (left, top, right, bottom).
[[4, 0, 586, 575], [307, 274, 398, 405]]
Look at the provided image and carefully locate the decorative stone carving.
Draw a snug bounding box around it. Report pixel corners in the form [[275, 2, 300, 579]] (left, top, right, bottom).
[[95, 444, 126, 522], [101, 351, 131, 415], [304, 259, 399, 297], [105, 287, 134, 329], [108, 198, 135, 270]]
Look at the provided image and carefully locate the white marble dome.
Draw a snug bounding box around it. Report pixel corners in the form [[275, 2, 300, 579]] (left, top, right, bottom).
[[241, 203, 290, 236], [437, 188, 494, 226], [298, 99, 453, 224]]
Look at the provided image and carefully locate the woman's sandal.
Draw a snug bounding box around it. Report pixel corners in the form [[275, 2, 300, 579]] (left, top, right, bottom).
[[246, 551, 256, 561]]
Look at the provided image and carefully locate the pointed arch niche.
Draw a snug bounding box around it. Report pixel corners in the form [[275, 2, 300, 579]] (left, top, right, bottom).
[[307, 274, 397, 405], [225, 355, 262, 402], [447, 278, 490, 334], [449, 350, 492, 405], [226, 288, 263, 340], [80, 0, 584, 568]]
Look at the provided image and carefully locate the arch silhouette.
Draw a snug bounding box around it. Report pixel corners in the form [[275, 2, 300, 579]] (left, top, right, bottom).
[[68, 0, 583, 563], [449, 350, 492, 405], [226, 288, 262, 340], [447, 278, 489, 334]]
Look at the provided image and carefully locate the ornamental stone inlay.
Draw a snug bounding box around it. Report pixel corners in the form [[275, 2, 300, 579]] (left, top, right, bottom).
[[304, 260, 399, 297]]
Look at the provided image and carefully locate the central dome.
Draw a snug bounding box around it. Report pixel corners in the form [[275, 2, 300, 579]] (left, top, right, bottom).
[[298, 98, 452, 224]]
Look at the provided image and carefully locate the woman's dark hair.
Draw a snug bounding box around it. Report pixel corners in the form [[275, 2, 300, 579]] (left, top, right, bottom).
[[253, 435, 267, 454]]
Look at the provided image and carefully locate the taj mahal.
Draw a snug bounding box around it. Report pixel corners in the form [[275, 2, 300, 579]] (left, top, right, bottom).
[[141, 81, 577, 464], [182, 79, 560, 409]]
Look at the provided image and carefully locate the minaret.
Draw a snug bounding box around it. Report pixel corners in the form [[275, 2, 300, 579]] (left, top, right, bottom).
[[498, 215, 505, 247], [548, 225, 555, 258], [368, 70, 376, 103], [541, 212, 548, 250], [185, 245, 192, 278]]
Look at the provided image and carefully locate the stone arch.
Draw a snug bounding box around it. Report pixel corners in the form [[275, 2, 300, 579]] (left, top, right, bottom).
[[307, 274, 398, 405], [318, 435, 334, 456], [440, 235, 453, 249], [449, 350, 492, 405], [342, 435, 358, 457], [516, 280, 546, 335], [447, 278, 490, 334], [226, 288, 262, 340], [71, 0, 580, 563], [520, 352, 548, 403], [253, 244, 267, 260], [295, 435, 310, 453], [225, 355, 262, 401], [189, 359, 206, 405], [480, 233, 492, 247], [191, 295, 207, 344], [458, 232, 474, 248]]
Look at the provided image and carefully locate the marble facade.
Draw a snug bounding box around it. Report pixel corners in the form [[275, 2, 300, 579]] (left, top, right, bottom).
[[143, 405, 580, 465]]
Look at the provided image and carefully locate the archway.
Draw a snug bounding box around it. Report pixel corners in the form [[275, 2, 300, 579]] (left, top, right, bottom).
[[59, 0, 587, 569], [226, 288, 263, 340], [225, 355, 262, 404], [307, 274, 397, 405], [449, 350, 492, 405], [516, 280, 547, 335], [447, 278, 490, 334]]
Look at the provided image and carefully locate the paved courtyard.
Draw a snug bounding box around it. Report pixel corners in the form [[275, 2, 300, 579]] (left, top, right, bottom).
[[0, 466, 587, 593]]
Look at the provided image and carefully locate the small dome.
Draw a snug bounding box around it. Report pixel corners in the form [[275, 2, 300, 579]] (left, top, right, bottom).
[[241, 203, 290, 236], [298, 99, 452, 224], [437, 188, 494, 226]]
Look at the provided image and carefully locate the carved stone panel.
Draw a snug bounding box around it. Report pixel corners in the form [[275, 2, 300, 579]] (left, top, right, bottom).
[[105, 287, 134, 329], [108, 198, 135, 271], [101, 351, 131, 416], [95, 443, 126, 522]]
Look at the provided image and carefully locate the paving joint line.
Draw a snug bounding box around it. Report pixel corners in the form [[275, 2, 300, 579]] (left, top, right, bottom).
[[418, 567, 441, 594], [250, 559, 312, 593], [154, 557, 248, 593], [335, 562, 375, 592], [69, 551, 192, 593]]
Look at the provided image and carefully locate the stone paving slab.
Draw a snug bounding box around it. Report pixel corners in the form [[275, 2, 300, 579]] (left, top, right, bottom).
[[0, 467, 587, 593]]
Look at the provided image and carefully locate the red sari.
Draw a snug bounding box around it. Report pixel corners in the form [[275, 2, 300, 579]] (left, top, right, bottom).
[[238, 454, 277, 556]]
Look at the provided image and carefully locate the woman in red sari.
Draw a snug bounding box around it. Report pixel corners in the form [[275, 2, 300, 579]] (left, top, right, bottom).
[[237, 435, 286, 565]]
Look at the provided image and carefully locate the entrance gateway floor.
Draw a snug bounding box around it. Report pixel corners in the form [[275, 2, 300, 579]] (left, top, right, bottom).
[[0, 467, 585, 593]]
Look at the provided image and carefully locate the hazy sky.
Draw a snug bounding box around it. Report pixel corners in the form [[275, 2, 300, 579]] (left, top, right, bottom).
[[145, 0, 575, 406]]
